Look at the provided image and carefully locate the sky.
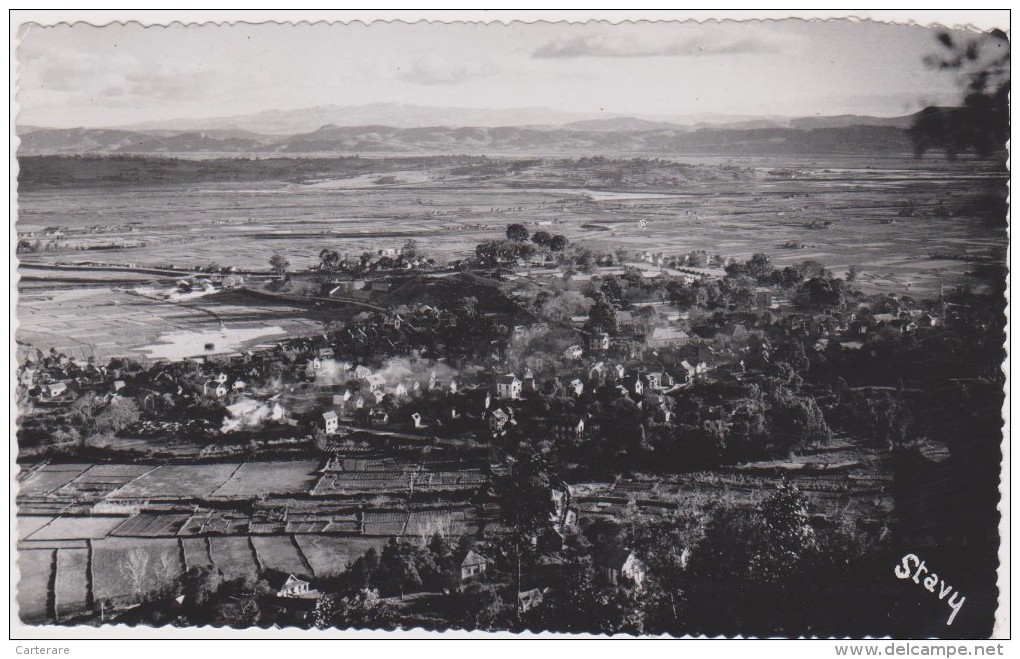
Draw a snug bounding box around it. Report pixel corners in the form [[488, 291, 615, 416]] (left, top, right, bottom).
[[14, 18, 999, 128]]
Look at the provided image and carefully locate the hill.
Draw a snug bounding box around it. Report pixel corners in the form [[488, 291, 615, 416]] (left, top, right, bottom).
[[16, 122, 916, 157]]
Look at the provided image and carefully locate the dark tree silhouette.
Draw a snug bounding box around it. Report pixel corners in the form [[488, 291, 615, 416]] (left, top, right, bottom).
[[910, 29, 1009, 159]]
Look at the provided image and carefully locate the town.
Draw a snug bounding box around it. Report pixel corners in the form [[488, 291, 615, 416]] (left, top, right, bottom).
[[15, 219, 1004, 636]]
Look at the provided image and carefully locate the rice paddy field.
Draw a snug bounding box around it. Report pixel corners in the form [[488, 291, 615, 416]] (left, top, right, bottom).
[[15, 154, 1008, 361]]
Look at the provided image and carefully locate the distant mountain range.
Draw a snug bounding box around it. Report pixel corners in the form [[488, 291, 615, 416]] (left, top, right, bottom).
[[16, 103, 919, 157]]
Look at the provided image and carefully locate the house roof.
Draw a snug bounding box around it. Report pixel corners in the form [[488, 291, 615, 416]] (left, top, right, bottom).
[[592, 544, 635, 571], [322, 410, 338, 421], [497, 374, 521, 384], [648, 326, 689, 341], [461, 549, 486, 567]]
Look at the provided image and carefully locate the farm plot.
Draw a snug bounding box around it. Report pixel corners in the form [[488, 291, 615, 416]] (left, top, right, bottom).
[[17, 464, 93, 497], [294, 536, 389, 579], [91, 537, 183, 605], [251, 536, 312, 578], [110, 513, 190, 537], [25, 516, 124, 541], [16, 548, 54, 623], [181, 537, 212, 571], [312, 471, 414, 495], [208, 536, 259, 580], [17, 516, 56, 541], [363, 511, 408, 536], [404, 509, 473, 537], [111, 463, 241, 499], [211, 460, 320, 498], [54, 547, 90, 618], [57, 464, 155, 499]]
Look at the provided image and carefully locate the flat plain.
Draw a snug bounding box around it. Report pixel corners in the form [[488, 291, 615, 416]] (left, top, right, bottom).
[[16, 155, 1007, 361]]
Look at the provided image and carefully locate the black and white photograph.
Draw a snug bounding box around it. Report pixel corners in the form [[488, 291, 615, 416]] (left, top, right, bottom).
[[9, 9, 1010, 646]]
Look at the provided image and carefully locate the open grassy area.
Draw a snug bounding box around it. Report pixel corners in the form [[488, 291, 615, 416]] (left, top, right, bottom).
[[90, 537, 183, 604], [208, 536, 259, 580], [111, 463, 241, 500], [53, 547, 89, 618], [211, 460, 321, 498], [251, 535, 313, 578], [294, 535, 389, 579], [16, 549, 53, 623]]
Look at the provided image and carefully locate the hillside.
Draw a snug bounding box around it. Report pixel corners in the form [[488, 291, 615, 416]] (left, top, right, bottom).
[[17, 123, 915, 157]]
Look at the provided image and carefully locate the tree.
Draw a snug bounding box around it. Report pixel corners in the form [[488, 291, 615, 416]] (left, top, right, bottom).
[[746, 252, 774, 281], [269, 253, 290, 276], [313, 587, 392, 630], [548, 235, 568, 252], [318, 248, 341, 274], [95, 397, 140, 435], [180, 566, 222, 610], [910, 29, 1009, 158], [374, 539, 423, 598], [506, 223, 530, 242], [70, 392, 106, 435], [496, 452, 558, 547], [453, 582, 514, 631], [211, 576, 270, 627], [586, 293, 618, 334], [402, 239, 420, 260], [122, 547, 152, 597], [531, 230, 552, 247], [750, 481, 817, 584]]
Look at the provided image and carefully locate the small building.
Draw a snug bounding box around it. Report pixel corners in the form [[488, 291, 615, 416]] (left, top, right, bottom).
[[552, 417, 585, 441], [563, 345, 584, 360], [489, 408, 511, 434], [622, 375, 644, 397], [645, 326, 690, 348], [320, 410, 339, 435], [39, 381, 68, 400], [518, 587, 548, 613], [568, 378, 584, 397], [365, 374, 386, 391], [592, 545, 646, 587], [385, 382, 408, 398], [317, 347, 334, 359], [460, 550, 487, 583], [642, 372, 664, 391], [356, 407, 389, 427], [588, 332, 610, 351], [274, 574, 316, 599], [353, 365, 373, 380], [204, 381, 228, 398], [496, 374, 522, 400]]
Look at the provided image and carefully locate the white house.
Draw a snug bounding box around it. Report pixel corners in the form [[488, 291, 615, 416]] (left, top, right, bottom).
[[204, 381, 227, 398], [39, 381, 68, 400], [275, 574, 315, 599], [321, 410, 339, 435], [496, 374, 522, 400], [563, 345, 584, 360], [593, 545, 646, 587]]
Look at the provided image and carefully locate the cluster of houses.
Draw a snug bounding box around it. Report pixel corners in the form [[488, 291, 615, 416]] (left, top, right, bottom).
[[19, 350, 133, 406]]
